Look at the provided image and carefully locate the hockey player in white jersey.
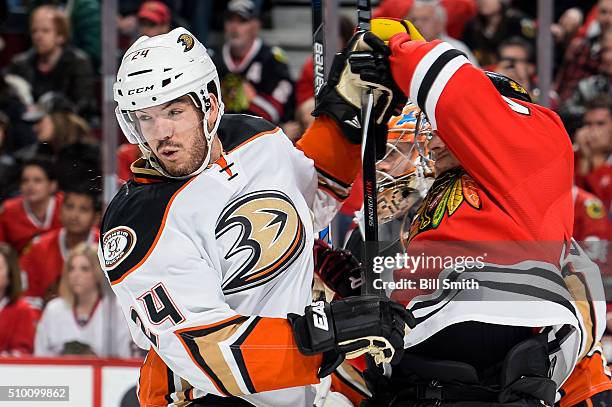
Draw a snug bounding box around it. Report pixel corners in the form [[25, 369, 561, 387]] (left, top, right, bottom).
[[99, 27, 413, 406]]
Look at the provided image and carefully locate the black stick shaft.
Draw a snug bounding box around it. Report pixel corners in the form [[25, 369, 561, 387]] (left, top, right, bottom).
[[312, 0, 325, 102], [357, 0, 382, 297]]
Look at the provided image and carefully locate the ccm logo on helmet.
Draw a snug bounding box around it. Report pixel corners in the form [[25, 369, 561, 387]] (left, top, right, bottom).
[[128, 85, 154, 95], [311, 301, 329, 331]]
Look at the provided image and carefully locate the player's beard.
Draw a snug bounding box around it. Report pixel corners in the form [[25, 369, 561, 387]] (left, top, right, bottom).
[[157, 127, 208, 177]]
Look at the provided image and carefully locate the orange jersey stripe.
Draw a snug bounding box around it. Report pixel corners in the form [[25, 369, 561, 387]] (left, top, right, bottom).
[[297, 116, 361, 188], [237, 317, 322, 393], [139, 348, 172, 407], [559, 351, 612, 407]]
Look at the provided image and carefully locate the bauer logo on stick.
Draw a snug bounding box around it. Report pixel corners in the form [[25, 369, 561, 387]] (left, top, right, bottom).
[[102, 226, 138, 270]]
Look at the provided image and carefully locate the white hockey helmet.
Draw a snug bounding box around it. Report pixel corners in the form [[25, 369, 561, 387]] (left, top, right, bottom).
[[114, 27, 224, 178]]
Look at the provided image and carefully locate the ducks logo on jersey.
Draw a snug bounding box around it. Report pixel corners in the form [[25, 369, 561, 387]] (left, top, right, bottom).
[[215, 190, 306, 294]]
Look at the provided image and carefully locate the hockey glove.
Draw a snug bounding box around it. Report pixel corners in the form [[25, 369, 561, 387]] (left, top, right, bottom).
[[312, 31, 403, 158], [313, 239, 363, 299], [288, 296, 415, 378]]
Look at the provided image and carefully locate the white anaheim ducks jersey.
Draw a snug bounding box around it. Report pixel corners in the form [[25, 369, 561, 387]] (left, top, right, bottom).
[[99, 114, 360, 407]]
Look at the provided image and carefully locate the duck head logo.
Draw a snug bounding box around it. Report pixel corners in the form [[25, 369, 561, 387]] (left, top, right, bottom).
[[177, 33, 194, 52]]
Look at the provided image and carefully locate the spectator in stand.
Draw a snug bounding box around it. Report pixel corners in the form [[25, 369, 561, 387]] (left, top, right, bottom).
[[560, 28, 612, 131], [408, 0, 478, 65], [0, 157, 63, 255], [556, 0, 612, 101], [138, 1, 172, 38], [373, 0, 477, 39], [461, 0, 536, 66], [211, 0, 294, 125], [0, 243, 36, 356], [492, 37, 536, 96], [0, 74, 35, 153], [34, 243, 132, 358], [67, 0, 102, 70], [572, 185, 610, 268], [0, 112, 20, 202], [5, 5, 96, 119], [20, 188, 100, 311], [551, 7, 584, 73], [574, 96, 612, 212], [15, 92, 101, 191]]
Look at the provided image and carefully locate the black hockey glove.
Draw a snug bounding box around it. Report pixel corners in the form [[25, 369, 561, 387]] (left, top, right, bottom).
[[313, 239, 363, 298], [288, 296, 415, 378], [312, 31, 405, 159]]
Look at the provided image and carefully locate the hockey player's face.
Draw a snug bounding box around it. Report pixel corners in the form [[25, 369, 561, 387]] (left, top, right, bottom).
[[428, 132, 460, 176], [135, 97, 210, 177], [377, 141, 415, 178]]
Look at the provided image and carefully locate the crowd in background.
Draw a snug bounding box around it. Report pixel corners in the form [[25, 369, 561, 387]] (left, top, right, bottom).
[[0, 0, 609, 361]]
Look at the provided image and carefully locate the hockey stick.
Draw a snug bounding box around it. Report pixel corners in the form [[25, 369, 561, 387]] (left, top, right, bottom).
[[312, 0, 325, 100], [312, 0, 333, 246], [357, 0, 382, 297]]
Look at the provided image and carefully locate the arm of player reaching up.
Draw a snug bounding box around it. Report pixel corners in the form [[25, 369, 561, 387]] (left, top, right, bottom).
[[387, 34, 574, 198], [295, 116, 362, 231], [293, 32, 402, 232]]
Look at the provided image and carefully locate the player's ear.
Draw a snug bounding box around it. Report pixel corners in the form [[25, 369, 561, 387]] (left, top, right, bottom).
[[206, 93, 219, 129]]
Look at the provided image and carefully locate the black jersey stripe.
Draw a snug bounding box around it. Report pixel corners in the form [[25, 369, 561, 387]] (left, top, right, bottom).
[[230, 317, 261, 394], [416, 49, 465, 113]]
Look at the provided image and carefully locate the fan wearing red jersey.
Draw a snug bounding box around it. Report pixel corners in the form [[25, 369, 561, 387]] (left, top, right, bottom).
[[20, 188, 100, 310], [346, 27, 606, 406], [0, 158, 63, 255], [572, 185, 609, 265]]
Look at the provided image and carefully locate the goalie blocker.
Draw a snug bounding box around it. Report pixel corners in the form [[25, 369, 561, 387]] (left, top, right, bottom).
[[289, 295, 415, 378]]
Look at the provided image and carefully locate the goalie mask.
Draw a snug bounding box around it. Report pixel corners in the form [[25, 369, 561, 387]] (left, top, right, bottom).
[[114, 27, 224, 178], [376, 102, 434, 224]]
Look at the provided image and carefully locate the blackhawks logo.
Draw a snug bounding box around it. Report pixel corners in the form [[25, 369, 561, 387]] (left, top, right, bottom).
[[407, 169, 481, 241]]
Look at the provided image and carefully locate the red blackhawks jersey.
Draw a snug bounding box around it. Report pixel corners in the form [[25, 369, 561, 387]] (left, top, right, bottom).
[[0, 298, 37, 355], [572, 185, 609, 266], [20, 227, 99, 310], [575, 155, 612, 212], [387, 34, 603, 390], [99, 114, 359, 406], [0, 193, 63, 254]]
